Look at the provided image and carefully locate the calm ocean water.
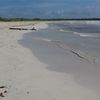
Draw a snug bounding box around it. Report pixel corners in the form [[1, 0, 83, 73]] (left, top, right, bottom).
[[47, 21, 100, 62]]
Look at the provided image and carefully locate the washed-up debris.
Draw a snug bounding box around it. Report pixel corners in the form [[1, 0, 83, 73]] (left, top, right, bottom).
[[0, 86, 7, 98], [0, 86, 6, 89], [27, 91, 30, 94], [31, 28, 36, 30], [9, 27, 36, 30], [0, 92, 5, 97], [4, 90, 7, 93], [9, 28, 28, 30]]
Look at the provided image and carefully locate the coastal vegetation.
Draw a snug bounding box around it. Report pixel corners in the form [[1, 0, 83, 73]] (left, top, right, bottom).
[[0, 17, 100, 21]]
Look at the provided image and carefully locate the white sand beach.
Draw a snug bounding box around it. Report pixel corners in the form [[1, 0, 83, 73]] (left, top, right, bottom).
[[0, 21, 100, 100]]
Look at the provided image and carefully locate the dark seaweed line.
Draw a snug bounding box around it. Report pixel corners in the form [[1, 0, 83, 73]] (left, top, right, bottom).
[[71, 50, 87, 60]]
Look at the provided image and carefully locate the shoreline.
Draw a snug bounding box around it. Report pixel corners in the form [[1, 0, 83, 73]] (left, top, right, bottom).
[[0, 21, 100, 99]]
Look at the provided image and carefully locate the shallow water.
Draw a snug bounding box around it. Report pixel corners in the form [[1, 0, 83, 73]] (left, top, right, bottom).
[[48, 22, 100, 60]]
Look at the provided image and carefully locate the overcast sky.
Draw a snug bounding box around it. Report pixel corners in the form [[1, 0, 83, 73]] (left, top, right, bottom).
[[0, 0, 100, 18]]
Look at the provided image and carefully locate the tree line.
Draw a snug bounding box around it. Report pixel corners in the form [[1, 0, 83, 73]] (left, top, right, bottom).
[[0, 17, 100, 21]]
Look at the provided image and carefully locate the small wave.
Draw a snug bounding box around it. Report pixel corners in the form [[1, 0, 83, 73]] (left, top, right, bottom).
[[59, 29, 70, 33], [73, 32, 97, 37], [59, 29, 66, 32], [59, 29, 98, 38]]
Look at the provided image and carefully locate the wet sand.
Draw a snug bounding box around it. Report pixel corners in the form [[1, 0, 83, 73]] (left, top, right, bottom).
[[0, 22, 100, 100]]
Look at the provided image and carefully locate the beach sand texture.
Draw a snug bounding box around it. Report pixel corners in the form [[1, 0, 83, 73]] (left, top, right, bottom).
[[0, 22, 100, 100]]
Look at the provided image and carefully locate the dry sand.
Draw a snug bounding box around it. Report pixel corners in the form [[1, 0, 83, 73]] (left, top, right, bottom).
[[0, 22, 100, 100]]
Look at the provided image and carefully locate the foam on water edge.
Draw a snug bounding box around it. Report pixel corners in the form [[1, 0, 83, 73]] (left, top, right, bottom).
[[73, 32, 98, 37]]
